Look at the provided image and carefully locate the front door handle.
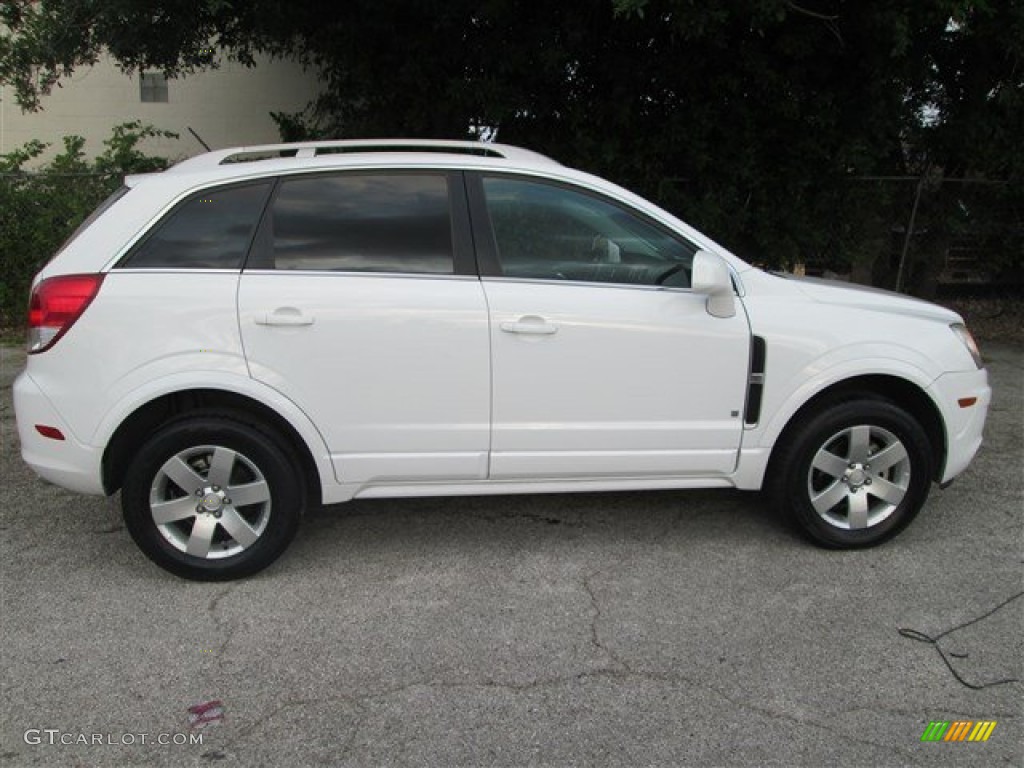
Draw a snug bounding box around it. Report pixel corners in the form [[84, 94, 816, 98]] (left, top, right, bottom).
[[255, 307, 315, 327], [500, 316, 558, 335]]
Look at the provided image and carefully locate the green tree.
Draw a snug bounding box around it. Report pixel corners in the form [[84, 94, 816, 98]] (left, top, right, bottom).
[[2, 1, 1020, 293]]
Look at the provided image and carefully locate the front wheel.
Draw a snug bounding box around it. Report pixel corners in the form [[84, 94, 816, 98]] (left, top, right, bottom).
[[770, 398, 935, 548], [122, 416, 304, 580]]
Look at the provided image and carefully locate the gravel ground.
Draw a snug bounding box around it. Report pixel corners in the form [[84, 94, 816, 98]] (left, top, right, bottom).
[[1, 341, 1021, 768]]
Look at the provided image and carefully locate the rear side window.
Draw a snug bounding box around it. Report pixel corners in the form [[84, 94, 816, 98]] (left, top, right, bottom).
[[120, 182, 271, 269], [261, 173, 453, 273]]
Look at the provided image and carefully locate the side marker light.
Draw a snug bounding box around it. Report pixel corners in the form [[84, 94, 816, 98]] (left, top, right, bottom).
[[35, 425, 66, 440]]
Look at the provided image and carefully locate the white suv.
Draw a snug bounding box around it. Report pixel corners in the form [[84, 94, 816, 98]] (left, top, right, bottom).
[[14, 139, 990, 580]]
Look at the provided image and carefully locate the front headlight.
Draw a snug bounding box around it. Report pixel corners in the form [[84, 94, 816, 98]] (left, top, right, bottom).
[[951, 323, 983, 369]]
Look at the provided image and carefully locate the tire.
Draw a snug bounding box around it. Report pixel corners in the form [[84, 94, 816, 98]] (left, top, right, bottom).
[[769, 398, 934, 548], [122, 415, 304, 580]]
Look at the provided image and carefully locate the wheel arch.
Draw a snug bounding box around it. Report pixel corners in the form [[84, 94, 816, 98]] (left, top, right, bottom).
[[766, 374, 946, 484], [102, 389, 325, 505]]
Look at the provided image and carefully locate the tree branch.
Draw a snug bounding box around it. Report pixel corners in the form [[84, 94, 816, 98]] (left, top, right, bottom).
[[787, 2, 839, 22], [787, 2, 844, 46]]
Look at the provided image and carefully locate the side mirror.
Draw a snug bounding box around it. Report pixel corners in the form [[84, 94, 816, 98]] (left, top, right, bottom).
[[691, 250, 736, 318]]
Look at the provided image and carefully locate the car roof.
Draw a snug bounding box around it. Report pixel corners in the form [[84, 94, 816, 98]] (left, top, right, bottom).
[[162, 139, 560, 177]]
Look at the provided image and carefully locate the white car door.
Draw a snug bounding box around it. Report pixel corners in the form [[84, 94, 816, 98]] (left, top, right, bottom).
[[239, 171, 490, 486], [470, 174, 750, 479]]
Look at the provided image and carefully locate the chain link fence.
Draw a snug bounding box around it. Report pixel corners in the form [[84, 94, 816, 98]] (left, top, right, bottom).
[[2, 167, 1020, 330], [1, 171, 123, 327], [837, 175, 1021, 299], [656, 173, 1021, 300]]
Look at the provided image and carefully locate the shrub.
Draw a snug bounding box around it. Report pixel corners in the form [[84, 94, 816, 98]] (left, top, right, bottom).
[[0, 122, 176, 327]]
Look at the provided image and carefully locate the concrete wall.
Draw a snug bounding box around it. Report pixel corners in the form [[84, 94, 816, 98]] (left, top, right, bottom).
[[0, 52, 323, 165]]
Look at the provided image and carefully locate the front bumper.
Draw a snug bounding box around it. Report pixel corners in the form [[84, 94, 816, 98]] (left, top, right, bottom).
[[928, 368, 991, 484], [13, 371, 105, 495]]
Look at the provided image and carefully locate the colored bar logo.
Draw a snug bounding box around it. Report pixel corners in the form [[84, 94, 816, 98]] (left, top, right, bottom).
[[921, 721, 996, 742]]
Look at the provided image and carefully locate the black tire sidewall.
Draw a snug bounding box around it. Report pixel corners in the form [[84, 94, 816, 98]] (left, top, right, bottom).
[[122, 417, 303, 580], [776, 399, 934, 548]]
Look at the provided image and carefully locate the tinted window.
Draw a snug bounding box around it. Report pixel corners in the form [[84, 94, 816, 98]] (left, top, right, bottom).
[[482, 177, 697, 287], [268, 174, 453, 273], [122, 182, 271, 269]]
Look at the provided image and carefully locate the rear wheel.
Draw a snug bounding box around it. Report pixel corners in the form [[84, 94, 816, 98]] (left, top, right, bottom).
[[122, 416, 303, 580], [770, 398, 934, 548]]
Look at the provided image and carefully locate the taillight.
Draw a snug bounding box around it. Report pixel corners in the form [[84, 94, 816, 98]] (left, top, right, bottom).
[[27, 274, 105, 354]]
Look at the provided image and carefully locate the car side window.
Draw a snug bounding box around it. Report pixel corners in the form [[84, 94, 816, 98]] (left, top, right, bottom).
[[481, 176, 697, 287], [120, 182, 272, 269], [264, 173, 454, 274]]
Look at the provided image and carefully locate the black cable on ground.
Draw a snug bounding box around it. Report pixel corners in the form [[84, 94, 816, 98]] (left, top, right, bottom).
[[898, 591, 1023, 690]]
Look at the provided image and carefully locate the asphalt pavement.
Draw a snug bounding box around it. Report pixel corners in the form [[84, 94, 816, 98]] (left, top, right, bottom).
[[1, 342, 1021, 767]]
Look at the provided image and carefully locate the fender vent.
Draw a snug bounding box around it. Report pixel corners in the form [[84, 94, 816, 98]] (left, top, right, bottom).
[[744, 336, 767, 426]]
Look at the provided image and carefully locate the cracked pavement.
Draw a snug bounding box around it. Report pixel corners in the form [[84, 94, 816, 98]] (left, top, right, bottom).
[[1, 342, 1021, 767]]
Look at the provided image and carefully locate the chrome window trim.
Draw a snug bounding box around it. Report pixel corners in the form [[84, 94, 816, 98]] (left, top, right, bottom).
[[241, 269, 479, 282]]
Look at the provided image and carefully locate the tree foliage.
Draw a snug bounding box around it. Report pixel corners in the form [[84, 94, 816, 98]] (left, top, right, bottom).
[[0, 122, 175, 326], [1, 1, 1020, 292]]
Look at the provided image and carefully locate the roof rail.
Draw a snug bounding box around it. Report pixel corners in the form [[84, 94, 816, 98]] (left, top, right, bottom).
[[169, 139, 559, 172]]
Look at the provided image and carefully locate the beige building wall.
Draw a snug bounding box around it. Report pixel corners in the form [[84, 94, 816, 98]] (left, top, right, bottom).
[[0, 52, 323, 165]]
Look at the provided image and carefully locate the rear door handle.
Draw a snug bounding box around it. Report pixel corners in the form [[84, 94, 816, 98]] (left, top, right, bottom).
[[500, 316, 558, 335], [255, 308, 315, 327]]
